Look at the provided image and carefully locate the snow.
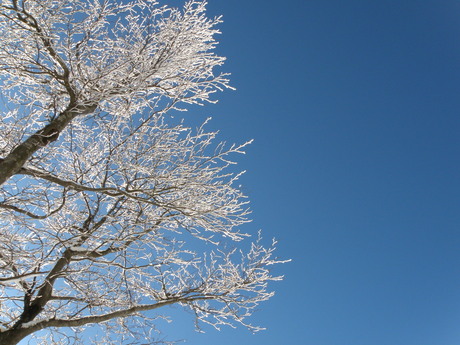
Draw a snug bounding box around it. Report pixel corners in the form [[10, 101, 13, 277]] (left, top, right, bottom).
[[69, 246, 87, 252], [21, 318, 48, 329]]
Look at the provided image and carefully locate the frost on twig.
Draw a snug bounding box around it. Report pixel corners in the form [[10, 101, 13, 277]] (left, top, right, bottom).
[[0, 1, 287, 344]]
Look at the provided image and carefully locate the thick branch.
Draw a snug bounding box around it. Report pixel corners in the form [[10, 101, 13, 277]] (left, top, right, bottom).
[[41, 298, 183, 328], [0, 103, 97, 186], [12, 249, 73, 328], [19, 295, 208, 333], [0, 296, 205, 345]]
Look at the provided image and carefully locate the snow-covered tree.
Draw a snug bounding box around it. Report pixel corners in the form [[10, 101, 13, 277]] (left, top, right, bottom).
[[0, 0, 286, 344]]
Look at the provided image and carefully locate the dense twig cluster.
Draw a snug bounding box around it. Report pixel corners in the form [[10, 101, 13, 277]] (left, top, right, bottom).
[[0, 1, 286, 344]]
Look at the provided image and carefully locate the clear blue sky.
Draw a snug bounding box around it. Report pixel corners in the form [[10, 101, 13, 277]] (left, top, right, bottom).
[[158, 0, 460, 344]]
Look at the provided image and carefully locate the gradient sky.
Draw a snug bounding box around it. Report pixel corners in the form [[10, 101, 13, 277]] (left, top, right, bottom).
[[155, 0, 460, 344]]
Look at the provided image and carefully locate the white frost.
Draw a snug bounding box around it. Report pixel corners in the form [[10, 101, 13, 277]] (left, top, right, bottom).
[[69, 246, 87, 252], [21, 319, 48, 329]]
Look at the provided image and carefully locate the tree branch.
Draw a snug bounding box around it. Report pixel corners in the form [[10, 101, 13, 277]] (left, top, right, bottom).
[[0, 271, 48, 284], [29, 296, 210, 330], [0, 103, 97, 186], [17, 165, 161, 206]]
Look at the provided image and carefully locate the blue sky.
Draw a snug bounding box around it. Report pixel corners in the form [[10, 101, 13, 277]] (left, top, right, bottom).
[[157, 1, 460, 344]]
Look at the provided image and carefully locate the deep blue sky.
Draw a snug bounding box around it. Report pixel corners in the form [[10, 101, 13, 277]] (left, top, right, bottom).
[[159, 1, 460, 344]]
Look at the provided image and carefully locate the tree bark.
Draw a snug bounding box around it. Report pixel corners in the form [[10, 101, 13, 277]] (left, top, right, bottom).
[[0, 327, 36, 345], [0, 297, 199, 345], [0, 103, 97, 186]]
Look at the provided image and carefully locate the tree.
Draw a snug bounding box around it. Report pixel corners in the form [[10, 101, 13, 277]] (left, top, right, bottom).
[[0, 1, 286, 344]]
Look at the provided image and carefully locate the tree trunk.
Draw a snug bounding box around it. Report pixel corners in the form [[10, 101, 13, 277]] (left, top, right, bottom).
[[0, 327, 35, 345]]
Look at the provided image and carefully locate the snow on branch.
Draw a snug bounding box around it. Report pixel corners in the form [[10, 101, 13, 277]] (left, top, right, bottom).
[[0, 1, 287, 344]]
